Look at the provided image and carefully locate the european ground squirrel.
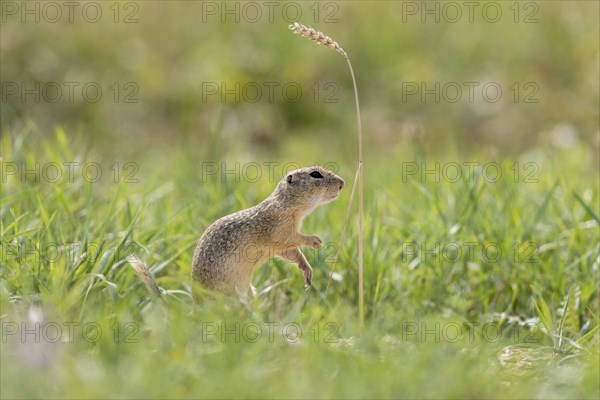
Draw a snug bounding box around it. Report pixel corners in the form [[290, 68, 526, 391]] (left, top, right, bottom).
[[130, 166, 344, 298]]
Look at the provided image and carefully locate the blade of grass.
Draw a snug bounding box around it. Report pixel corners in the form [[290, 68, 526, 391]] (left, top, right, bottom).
[[573, 190, 600, 225]]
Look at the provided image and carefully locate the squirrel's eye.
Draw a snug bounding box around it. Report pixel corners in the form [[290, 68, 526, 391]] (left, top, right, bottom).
[[310, 171, 324, 179]]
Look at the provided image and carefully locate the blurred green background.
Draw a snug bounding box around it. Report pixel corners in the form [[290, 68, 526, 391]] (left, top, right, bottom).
[[1, 1, 599, 399], [2, 0, 598, 162]]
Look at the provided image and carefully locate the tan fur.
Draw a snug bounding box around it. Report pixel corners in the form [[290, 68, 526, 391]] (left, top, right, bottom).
[[128, 166, 344, 299], [192, 166, 344, 296]]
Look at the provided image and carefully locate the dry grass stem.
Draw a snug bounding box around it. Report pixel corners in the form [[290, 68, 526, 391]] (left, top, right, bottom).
[[288, 22, 364, 324], [326, 161, 360, 291]]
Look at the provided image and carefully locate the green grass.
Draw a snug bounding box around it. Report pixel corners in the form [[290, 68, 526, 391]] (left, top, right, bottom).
[[1, 127, 598, 399], [2, 2, 598, 397]]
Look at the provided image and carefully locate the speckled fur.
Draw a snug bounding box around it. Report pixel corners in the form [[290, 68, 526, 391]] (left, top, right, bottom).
[[192, 166, 344, 296]]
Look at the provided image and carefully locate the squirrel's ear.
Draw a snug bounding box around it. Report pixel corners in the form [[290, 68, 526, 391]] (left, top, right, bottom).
[[287, 174, 293, 184]]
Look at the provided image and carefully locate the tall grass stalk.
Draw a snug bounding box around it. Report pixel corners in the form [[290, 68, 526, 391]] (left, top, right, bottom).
[[288, 22, 364, 323]]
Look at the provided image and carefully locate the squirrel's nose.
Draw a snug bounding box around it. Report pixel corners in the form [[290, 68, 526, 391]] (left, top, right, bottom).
[[339, 180, 345, 190]]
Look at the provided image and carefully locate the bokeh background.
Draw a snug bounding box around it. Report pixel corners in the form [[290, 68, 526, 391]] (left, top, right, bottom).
[[1, 1, 599, 398], [2, 0, 598, 165]]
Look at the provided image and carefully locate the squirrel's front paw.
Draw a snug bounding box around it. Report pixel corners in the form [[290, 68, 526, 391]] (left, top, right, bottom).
[[302, 265, 313, 290], [304, 235, 322, 249]]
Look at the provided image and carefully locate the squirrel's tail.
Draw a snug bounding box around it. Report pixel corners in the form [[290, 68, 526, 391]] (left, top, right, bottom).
[[127, 255, 163, 298]]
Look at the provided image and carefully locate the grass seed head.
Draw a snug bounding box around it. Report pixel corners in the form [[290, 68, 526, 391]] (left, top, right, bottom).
[[288, 22, 348, 59]]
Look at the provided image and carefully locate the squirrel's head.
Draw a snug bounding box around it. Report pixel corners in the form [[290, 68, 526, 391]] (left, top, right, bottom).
[[275, 166, 345, 213]]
